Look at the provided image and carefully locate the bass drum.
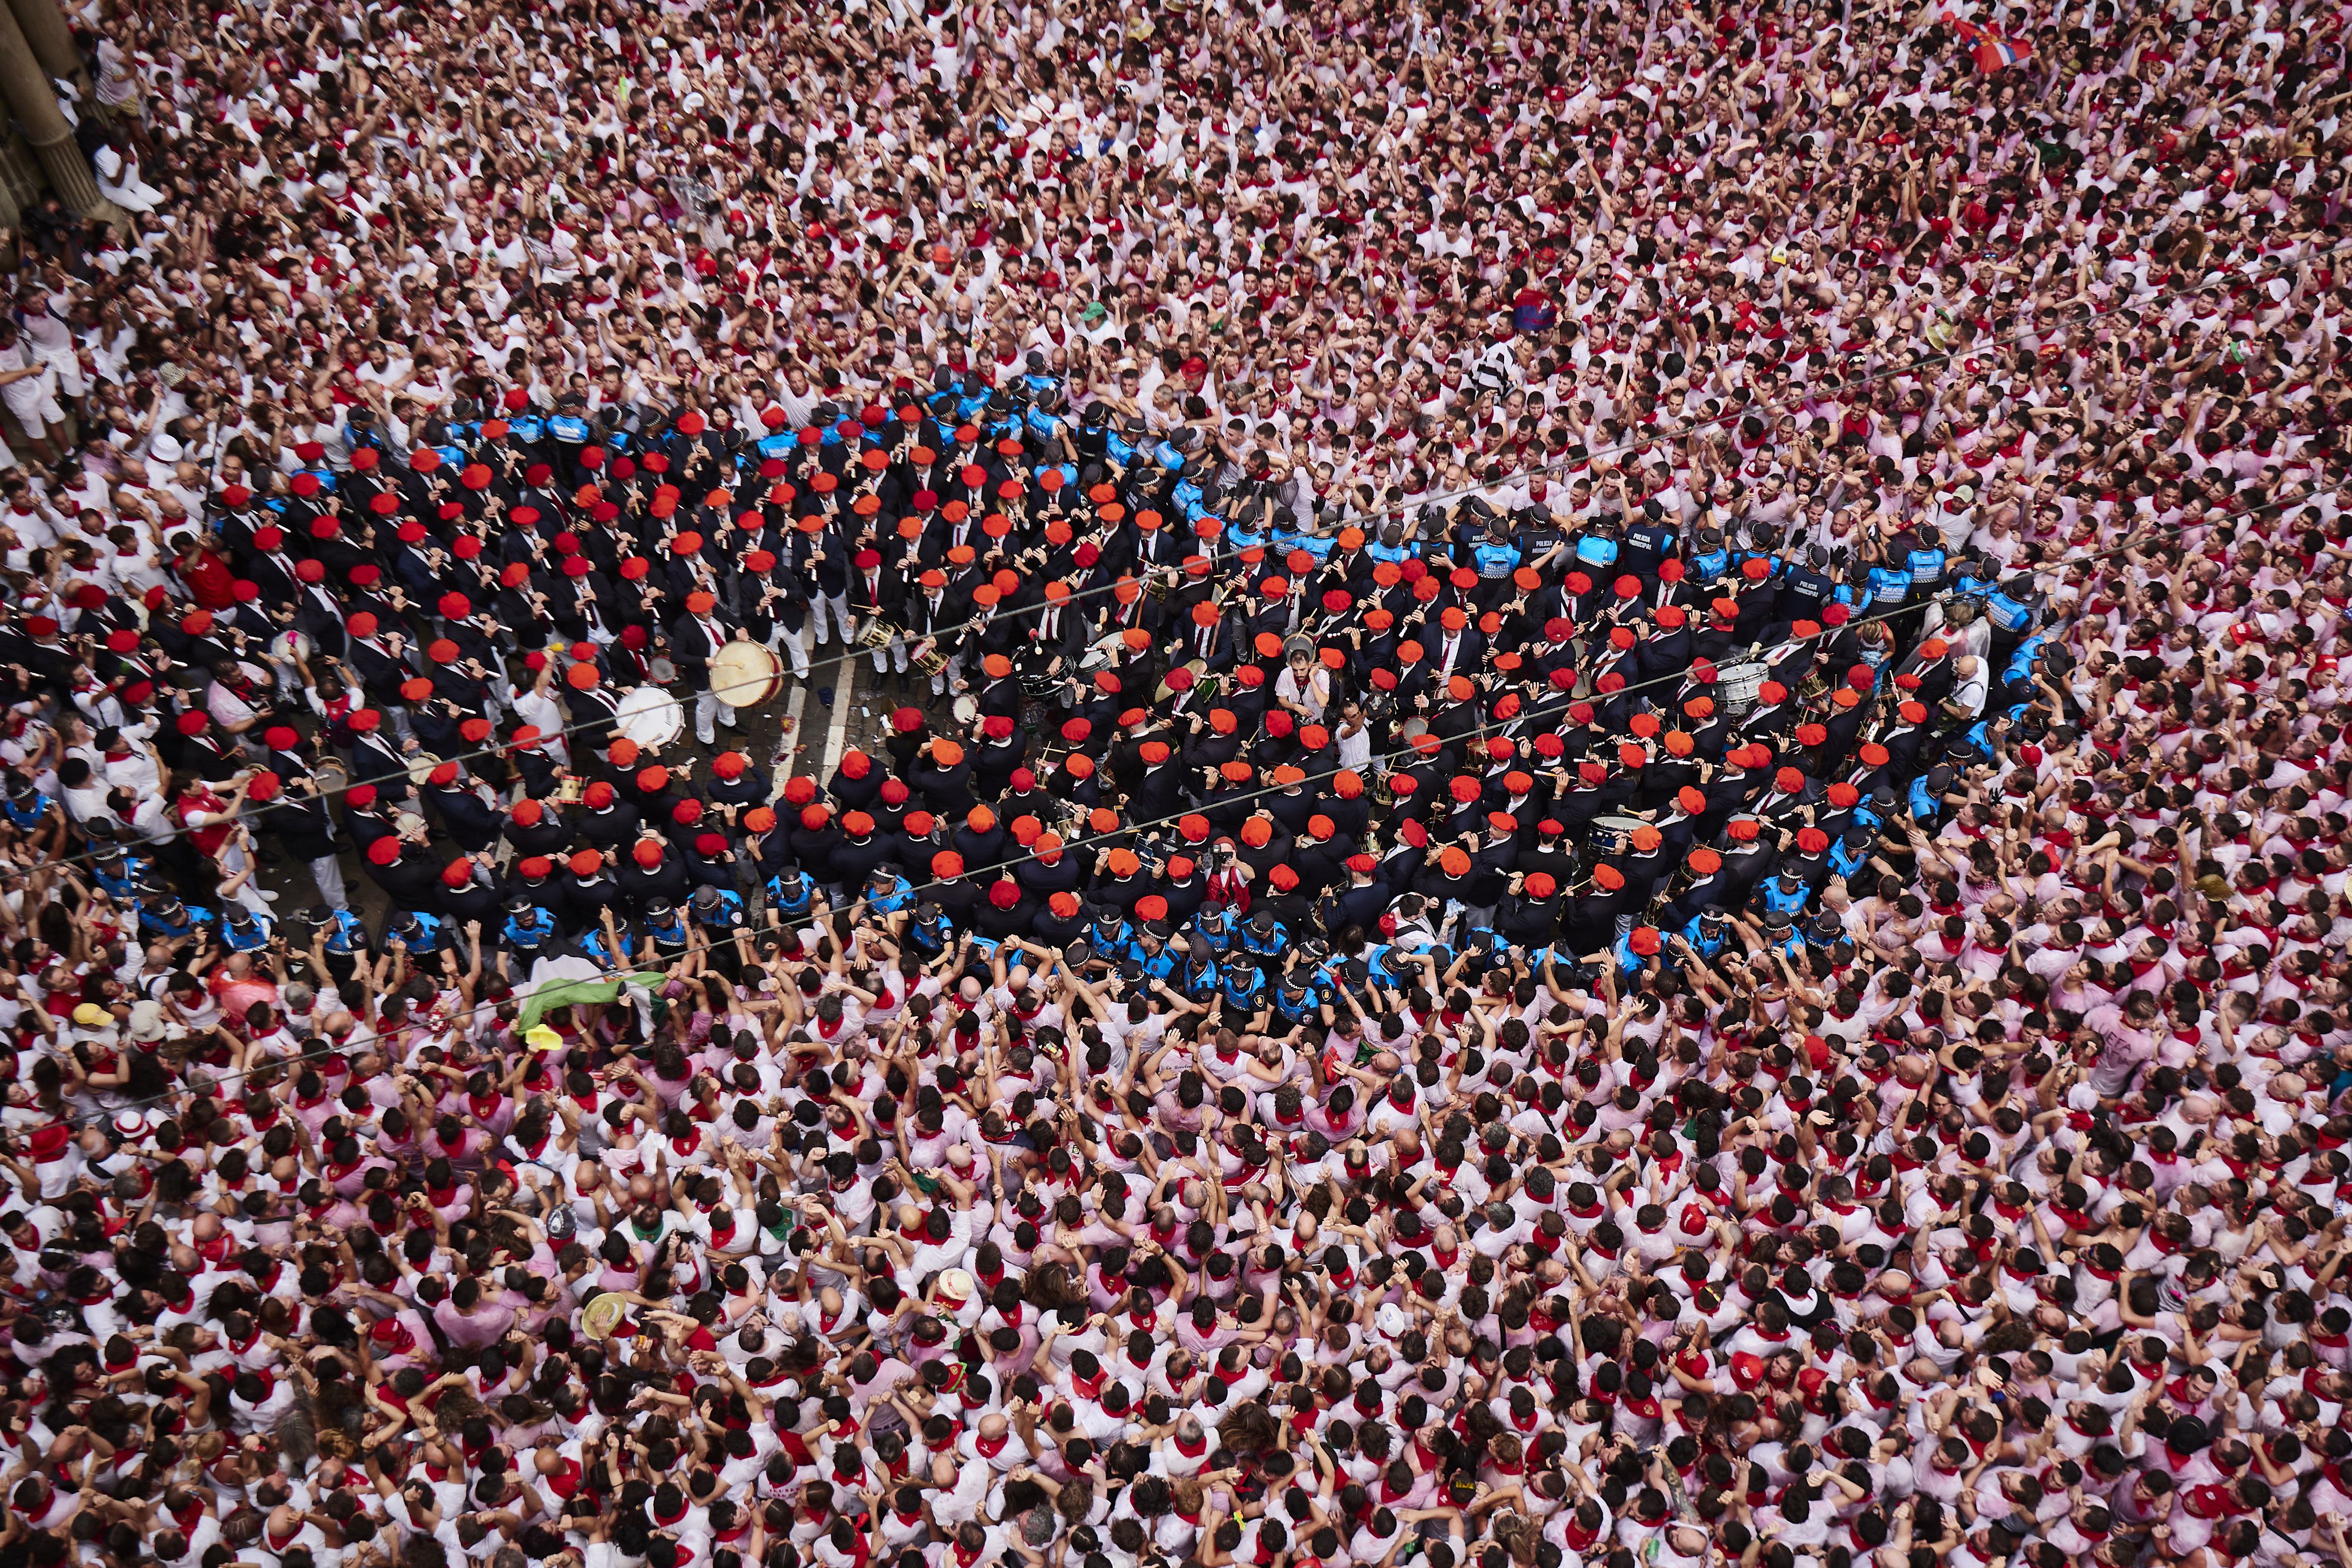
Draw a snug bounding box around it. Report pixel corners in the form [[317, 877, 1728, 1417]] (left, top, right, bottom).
[[613, 685, 685, 751], [710, 638, 784, 710]]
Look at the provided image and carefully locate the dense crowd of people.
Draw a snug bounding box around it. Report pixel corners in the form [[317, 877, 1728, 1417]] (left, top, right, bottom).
[[4, 4, 2352, 1568]]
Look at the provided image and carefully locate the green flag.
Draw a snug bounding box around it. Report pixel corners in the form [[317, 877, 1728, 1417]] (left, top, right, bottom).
[[516, 971, 663, 1034]]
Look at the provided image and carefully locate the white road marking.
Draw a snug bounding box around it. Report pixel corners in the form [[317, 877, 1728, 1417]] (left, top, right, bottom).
[[820, 650, 858, 777], [771, 675, 808, 797]]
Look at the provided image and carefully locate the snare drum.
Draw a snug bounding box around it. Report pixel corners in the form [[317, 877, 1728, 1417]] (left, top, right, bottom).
[[1589, 814, 1644, 859], [1718, 660, 1769, 716]]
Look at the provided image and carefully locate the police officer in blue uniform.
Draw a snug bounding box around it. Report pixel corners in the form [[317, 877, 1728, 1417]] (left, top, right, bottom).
[[1573, 513, 1621, 577], [1237, 906, 1288, 979], [1802, 911, 1847, 966], [2001, 629, 2051, 704], [1130, 921, 1181, 986], [1167, 936, 1221, 1005], [502, 897, 561, 962], [1983, 571, 2040, 671], [136, 882, 213, 943], [1088, 905, 1135, 965], [767, 864, 819, 925], [1365, 521, 1412, 568], [576, 919, 624, 967], [1944, 556, 1996, 602], [298, 904, 370, 987], [91, 845, 148, 902], [1775, 546, 1838, 625], [1903, 529, 1949, 600], [1103, 412, 1142, 471], [1471, 513, 1523, 607], [1192, 904, 1238, 958], [1889, 527, 1946, 646], [642, 899, 691, 962], [1269, 964, 1324, 1032], [1908, 763, 1961, 828], [1686, 526, 1730, 590], [1827, 823, 1877, 885], [1270, 507, 1331, 567], [1219, 955, 1268, 1022], [852, 865, 909, 921], [1756, 907, 1807, 961], [903, 901, 952, 962], [220, 902, 275, 954], [2, 774, 59, 837], [386, 910, 444, 959], [1363, 941, 1417, 995], [1619, 500, 1676, 586], [1755, 864, 1813, 923], [689, 885, 748, 977], [1861, 536, 1912, 624], [1677, 905, 1733, 964]]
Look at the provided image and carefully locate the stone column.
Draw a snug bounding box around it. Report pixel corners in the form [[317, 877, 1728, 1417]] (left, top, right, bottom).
[[0, 0, 109, 219], [4, 0, 81, 89]]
